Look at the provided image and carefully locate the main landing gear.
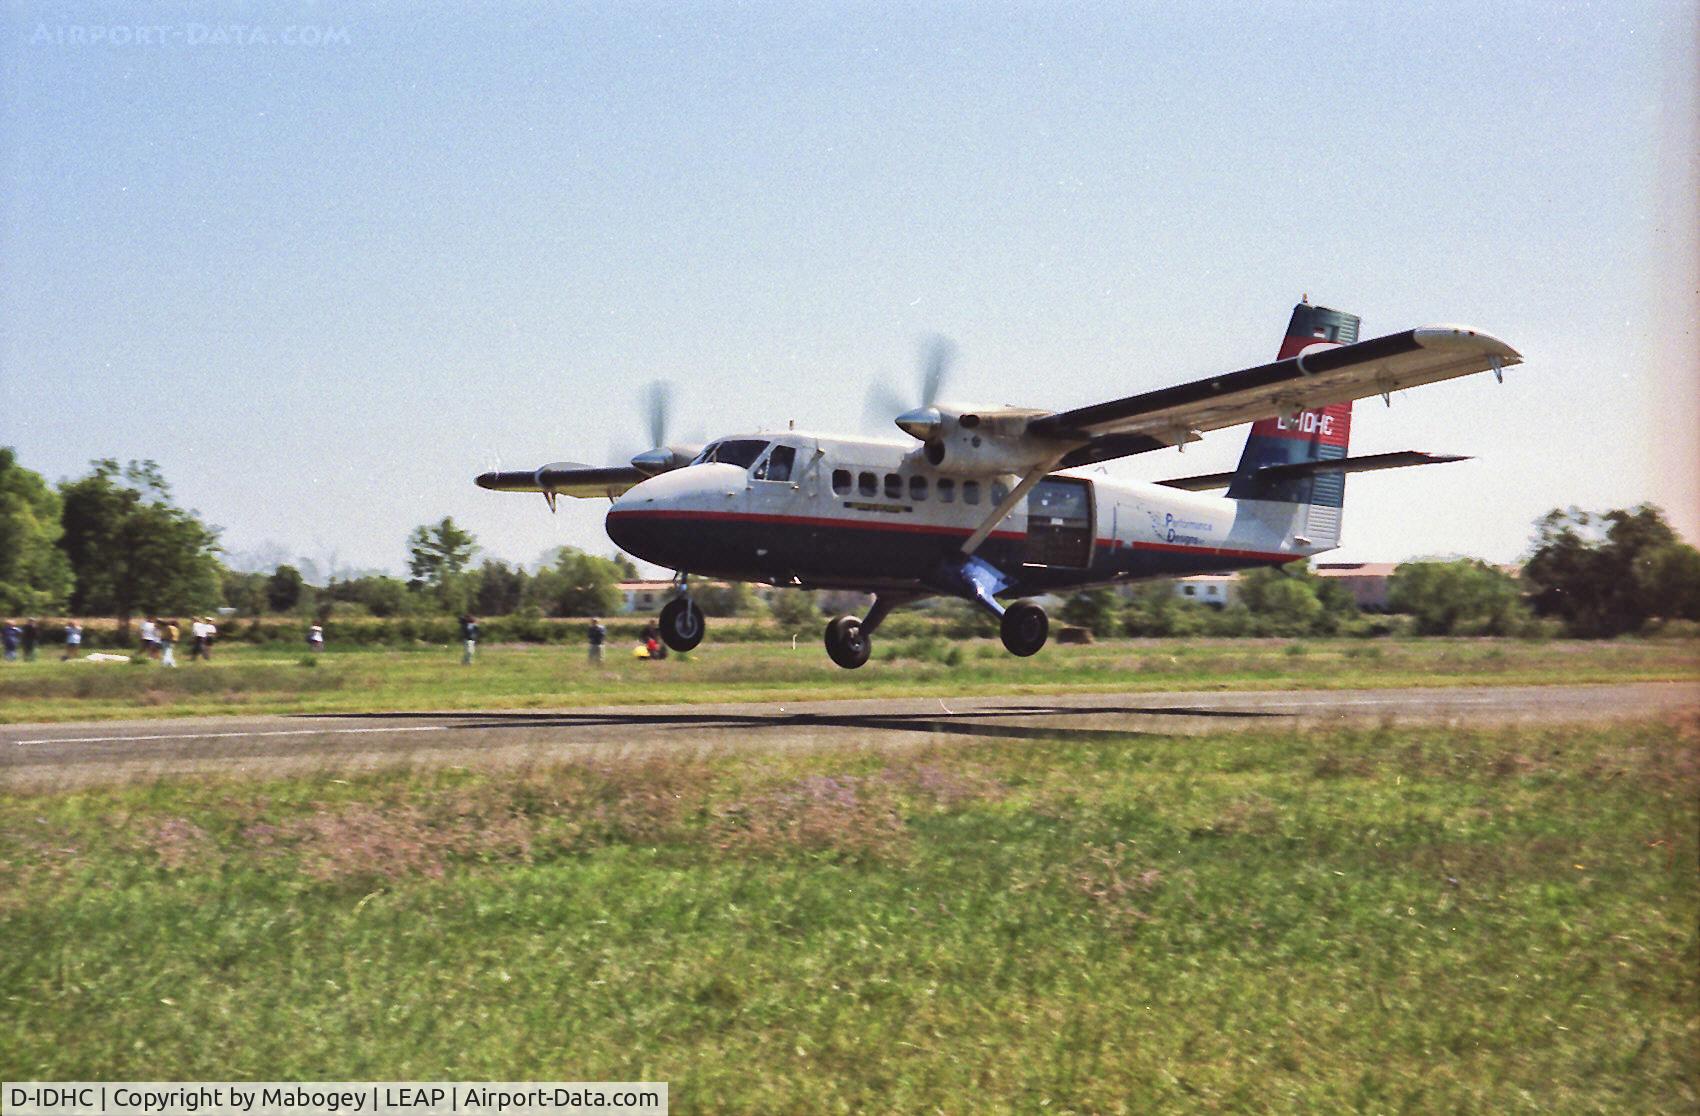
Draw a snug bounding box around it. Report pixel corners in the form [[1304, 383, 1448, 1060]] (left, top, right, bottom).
[[658, 576, 706, 653], [823, 592, 1050, 669], [824, 614, 871, 669], [823, 593, 910, 670], [999, 600, 1049, 657]]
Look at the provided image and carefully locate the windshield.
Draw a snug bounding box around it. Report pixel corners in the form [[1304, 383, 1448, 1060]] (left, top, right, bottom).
[[692, 439, 770, 469]]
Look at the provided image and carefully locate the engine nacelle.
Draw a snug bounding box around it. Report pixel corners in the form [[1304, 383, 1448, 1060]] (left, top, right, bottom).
[[898, 405, 1077, 476], [630, 444, 703, 476]]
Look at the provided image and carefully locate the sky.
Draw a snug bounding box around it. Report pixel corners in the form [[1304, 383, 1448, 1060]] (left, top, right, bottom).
[[3, 0, 1696, 579]]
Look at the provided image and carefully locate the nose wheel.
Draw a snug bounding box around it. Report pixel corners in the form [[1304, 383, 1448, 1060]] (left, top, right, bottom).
[[999, 600, 1048, 657], [658, 596, 705, 652]]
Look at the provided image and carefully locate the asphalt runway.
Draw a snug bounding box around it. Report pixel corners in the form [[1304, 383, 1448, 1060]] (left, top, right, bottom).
[[3, 681, 1695, 788]]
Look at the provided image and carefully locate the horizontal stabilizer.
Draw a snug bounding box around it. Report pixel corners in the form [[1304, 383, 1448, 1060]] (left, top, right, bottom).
[[1157, 451, 1470, 492]]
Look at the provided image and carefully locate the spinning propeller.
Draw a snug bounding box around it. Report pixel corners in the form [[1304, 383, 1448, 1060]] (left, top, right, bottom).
[[628, 381, 697, 475], [866, 335, 955, 440]]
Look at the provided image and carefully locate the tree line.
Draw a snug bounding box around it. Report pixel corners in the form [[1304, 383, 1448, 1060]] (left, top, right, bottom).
[[2, 449, 1696, 639]]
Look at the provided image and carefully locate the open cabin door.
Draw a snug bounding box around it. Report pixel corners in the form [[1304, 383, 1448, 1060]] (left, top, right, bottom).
[[1024, 476, 1094, 568]]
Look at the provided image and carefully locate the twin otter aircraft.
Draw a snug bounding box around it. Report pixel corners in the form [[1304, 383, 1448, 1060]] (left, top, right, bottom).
[[478, 301, 1522, 668]]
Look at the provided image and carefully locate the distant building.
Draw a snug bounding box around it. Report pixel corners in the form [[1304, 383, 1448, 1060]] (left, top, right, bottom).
[[1311, 562, 1400, 610], [616, 581, 674, 613], [617, 579, 787, 614], [1171, 573, 1238, 607]]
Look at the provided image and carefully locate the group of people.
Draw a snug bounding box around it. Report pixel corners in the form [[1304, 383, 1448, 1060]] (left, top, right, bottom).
[[3, 619, 84, 662], [0, 616, 225, 666], [6, 613, 672, 666], [135, 616, 220, 666], [448, 615, 657, 666]]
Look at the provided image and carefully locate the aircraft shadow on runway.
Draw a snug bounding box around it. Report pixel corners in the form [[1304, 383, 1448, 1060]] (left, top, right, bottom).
[[297, 704, 1284, 744]]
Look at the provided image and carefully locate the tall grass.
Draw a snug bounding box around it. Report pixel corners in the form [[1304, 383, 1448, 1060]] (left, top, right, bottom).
[[1, 718, 1694, 1111]]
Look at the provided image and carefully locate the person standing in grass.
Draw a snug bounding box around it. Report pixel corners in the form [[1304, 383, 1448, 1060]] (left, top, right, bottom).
[[138, 616, 158, 658], [62, 620, 82, 660], [460, 614, 479, 665], [1, 621, 18, 662], [588, 617, 606, 665], [307, 623, 325, 653], [21, 618, 38, 661], [159, 618, 179, 667]]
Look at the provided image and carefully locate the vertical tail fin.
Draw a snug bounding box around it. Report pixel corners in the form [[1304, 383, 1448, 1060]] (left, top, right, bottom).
[[1227, 301, 1361, 545]]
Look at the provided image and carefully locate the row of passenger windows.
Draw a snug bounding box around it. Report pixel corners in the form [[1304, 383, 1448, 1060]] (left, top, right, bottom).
[[830, 469, 1008, 506]]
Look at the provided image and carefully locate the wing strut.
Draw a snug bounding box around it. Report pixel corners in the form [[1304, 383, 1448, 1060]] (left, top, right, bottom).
[[958, 455, 1065, 558]]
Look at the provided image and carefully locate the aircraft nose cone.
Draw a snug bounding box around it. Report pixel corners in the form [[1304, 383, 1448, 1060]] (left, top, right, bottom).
[[605, 507, 643, 556], [606, 475, 680, 567]]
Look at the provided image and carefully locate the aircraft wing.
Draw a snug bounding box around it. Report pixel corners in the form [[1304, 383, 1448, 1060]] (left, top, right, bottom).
[[1029, 326, 1522, 450], [475, 463, 646, 500]]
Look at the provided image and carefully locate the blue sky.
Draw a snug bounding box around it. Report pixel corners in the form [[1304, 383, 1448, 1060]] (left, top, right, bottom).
[[3, 1, 1695, 577]]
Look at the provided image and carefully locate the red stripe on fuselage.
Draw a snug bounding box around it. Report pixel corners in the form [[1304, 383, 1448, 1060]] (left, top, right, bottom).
[[607, 507, 1025, 542], [606, 508, 1294, 564]]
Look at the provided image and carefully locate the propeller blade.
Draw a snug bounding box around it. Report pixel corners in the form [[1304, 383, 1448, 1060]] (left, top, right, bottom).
[[920, 334, 955, 407], [864, 382, 911, 428], [643, 381, 674, 449]]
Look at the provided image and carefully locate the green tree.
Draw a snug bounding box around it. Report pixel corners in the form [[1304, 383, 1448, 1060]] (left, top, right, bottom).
[[696, 580, 758, 617], [1635, 542, 1700, 622], [57, 459, 222, 634], [266, 564, 306, 612], [0, 448, 75, 613], [1060, 587, 1121, 637], [406, 517, 478, 613], [1121, 581, 1209, 637], [1523, 504, 1688, 636], [1387, 559, 1527, 635], [522, 547, 623, 617], [472, 560, 528, 616], [768, 588, 821, 630], [1238, 563, 1328, 636], [221, 569, 267, 616], [329, 574, 416, 618]]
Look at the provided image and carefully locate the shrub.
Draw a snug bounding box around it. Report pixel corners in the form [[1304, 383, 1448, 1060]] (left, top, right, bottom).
[[1387, 559, 1527, 636]]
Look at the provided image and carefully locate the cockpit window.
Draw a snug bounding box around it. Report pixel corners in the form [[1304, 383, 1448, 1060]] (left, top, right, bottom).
[[693, 439, 770, 469], [754, 445, 795, 482]]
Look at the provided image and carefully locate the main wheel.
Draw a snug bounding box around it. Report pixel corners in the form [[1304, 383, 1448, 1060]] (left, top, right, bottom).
[[1000, 600, 1049, 657], [658, 597, 706, 652], [824, 614, 872, 669]]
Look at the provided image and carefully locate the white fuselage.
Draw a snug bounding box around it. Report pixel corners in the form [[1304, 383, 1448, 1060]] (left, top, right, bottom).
[[605, 431, 1329, 596]]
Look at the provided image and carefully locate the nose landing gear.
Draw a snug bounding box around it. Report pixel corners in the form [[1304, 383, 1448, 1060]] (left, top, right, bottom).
[[658, 575, 706, 652]]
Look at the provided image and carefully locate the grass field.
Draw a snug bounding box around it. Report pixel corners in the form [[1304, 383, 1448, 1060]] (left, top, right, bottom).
[[2, 637, 1696, 723], [1, 717, 1694, 1111]]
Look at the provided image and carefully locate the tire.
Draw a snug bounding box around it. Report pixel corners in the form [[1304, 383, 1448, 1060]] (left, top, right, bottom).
[[824, 614, 871, 669], [1000, 600, 1049, 657], [658, 597, 706, 652]]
